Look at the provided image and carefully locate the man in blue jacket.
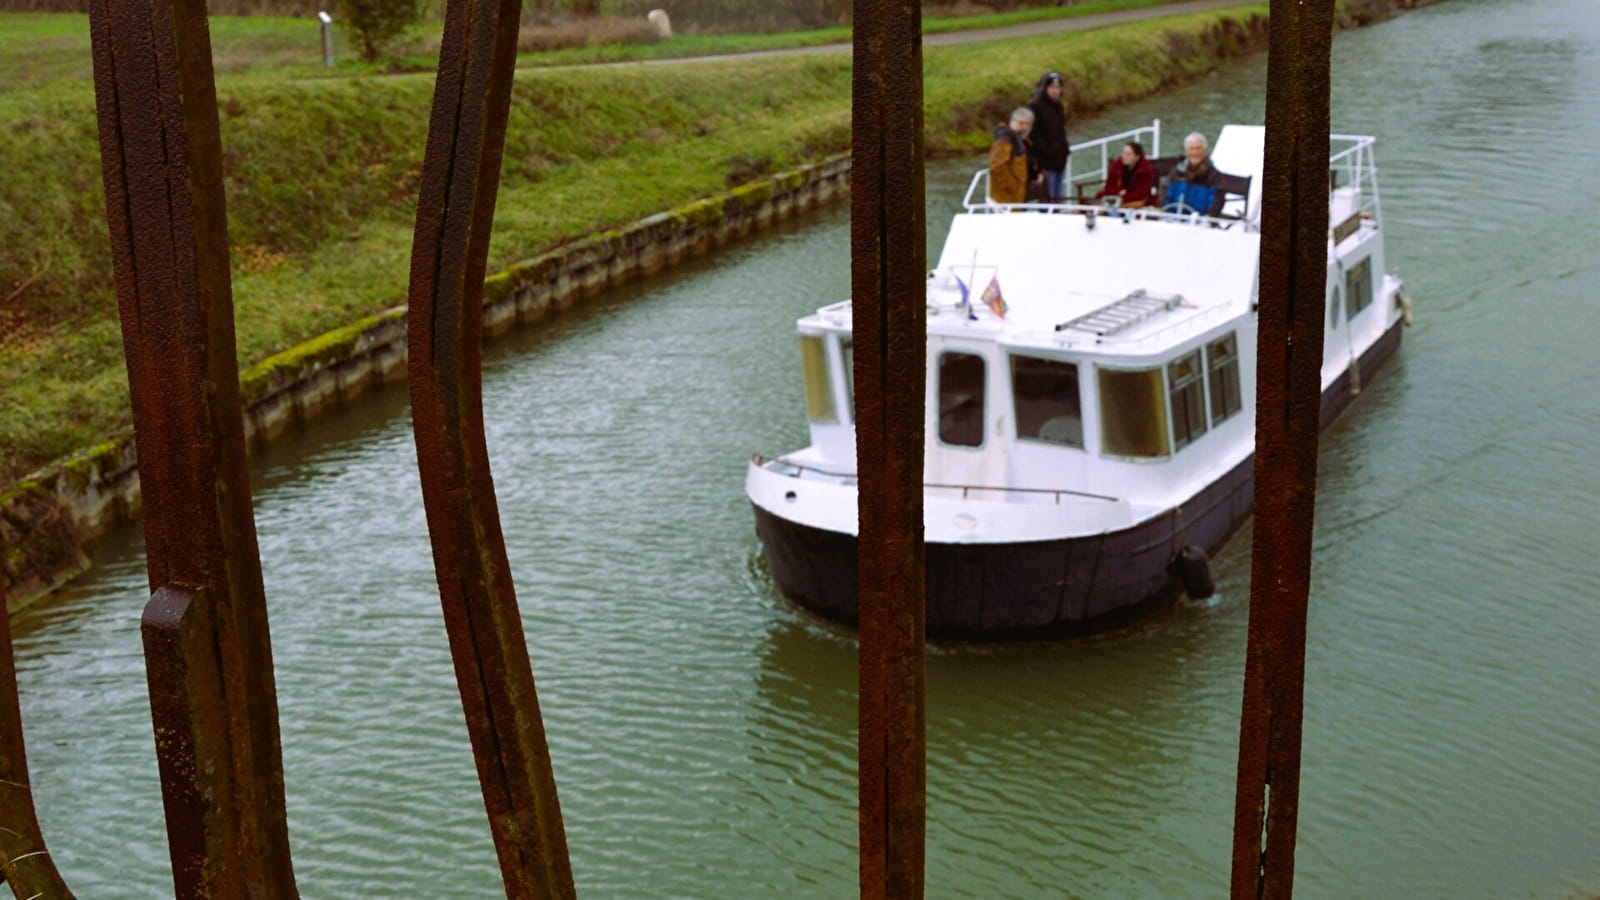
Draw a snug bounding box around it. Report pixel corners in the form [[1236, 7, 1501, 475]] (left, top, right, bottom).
[[1164, 132, 1222, 215]]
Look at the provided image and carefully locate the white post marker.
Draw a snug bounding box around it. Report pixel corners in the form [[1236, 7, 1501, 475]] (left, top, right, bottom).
[[318, 11, 334, 68], [647, 9, 672, 39]]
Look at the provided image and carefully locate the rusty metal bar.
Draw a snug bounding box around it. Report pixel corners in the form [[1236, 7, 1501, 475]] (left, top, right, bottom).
[[140, 586, 233, 892], [851, 0, 927, 897], [406, 0, 575, 896], [87, 0, 299, 894], [1, 597, 75, 897], [1230, 0, 1335, 896]]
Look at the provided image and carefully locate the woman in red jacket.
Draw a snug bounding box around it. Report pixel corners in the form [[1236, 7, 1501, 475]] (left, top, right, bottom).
[[1095, 141, 1156, 208]]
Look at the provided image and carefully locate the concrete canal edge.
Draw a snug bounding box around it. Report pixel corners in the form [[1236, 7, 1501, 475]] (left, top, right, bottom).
[[0, 0, 1454, 616], [0, 158, 852, 614]]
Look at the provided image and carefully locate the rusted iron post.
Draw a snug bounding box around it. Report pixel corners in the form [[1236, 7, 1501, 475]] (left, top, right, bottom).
[[406, 0, 575, 896], [1, 602, 75, 897], [1230, 0, 1334, 896], [851, 0, 927, 897], [87, 0, 299, 894]]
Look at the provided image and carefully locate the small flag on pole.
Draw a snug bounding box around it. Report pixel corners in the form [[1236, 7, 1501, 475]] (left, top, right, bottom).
[[980, 275, 1008, 319], [953, 273, 977, 320]]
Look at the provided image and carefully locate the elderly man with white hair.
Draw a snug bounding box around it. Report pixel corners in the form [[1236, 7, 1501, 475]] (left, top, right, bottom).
[[988, 107, 1044, 204], [1162, 131, 1222, 216]]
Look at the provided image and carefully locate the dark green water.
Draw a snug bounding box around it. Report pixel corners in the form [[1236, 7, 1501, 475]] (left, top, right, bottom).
[[12, 0, 1600, 894]]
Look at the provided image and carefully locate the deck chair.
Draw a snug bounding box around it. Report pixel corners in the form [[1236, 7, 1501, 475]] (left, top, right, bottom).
[[1210, 170, 1253, 222], [1149, 155, 1183, 184]]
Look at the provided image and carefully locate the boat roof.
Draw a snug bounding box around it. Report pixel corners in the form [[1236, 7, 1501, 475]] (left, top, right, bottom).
[[799, 124, 1384, 361], [926, 209, 1258, 350]]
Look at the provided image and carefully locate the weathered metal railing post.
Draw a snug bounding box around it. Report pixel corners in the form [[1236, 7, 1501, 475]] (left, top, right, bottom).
[[87, 0, 300, 894], [1, 604, 75, 896], [406, 0, 576, 896], [851, 0, 927, 897], [1231, 0, 1335, 896]]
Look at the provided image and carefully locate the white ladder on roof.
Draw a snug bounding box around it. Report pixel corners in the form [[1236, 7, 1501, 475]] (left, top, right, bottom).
[[1054, 289, 1184, 339]]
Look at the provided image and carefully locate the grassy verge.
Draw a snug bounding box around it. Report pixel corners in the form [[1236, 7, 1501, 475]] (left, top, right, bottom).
[[485, 0, 1193, 67], [0, 0, 1201, 90], [0, 3, 1272, 489]]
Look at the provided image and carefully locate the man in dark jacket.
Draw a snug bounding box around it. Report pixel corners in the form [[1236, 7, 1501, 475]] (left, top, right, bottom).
[[1026, 72, 1070, 202]]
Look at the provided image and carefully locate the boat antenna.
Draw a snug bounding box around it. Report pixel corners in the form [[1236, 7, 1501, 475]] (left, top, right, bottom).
[[967, 250, 980, 320]]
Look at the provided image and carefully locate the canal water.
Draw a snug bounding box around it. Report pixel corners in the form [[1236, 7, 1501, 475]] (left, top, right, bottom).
[[12, 0, 1600, 895]]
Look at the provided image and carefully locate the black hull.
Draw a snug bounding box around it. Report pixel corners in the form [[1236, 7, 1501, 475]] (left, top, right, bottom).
[[754, 318, 1403, 641]]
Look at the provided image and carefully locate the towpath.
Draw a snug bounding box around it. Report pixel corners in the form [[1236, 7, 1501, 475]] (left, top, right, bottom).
[[601, 0, 1260, 68]]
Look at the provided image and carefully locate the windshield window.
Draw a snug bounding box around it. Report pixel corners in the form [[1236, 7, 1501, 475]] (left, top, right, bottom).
[[800, 335, 837, 424], [1012, 355, 1082, 448], [1098, 366, 1170, 458]]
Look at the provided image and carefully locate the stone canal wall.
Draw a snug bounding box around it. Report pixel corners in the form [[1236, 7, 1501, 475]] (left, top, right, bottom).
[[0, 157, 851, 613]]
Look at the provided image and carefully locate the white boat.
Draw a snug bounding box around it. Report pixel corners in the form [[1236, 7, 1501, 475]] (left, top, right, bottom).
[[746, 120, 1410, 640]]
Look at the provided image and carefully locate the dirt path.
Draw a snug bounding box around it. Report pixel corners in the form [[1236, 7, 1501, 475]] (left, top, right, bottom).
[[607, 0, 1260, 68]]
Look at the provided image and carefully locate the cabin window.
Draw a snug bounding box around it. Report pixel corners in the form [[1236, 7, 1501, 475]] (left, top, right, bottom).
[[1168, 350, 1208, 450], [939, 352, 987, 448], [1328, 284, 1343, 329], [1098, 367, 1170, 458], [799, 335, 837, 424], [1346, 257, 1373, 316], [1011, 355, 1083, 448], [1207, 332, 1243, 424], [840, 337, 854, 420]]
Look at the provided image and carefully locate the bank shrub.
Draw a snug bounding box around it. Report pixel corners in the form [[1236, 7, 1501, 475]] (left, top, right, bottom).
[[342, 0, 423, 61]]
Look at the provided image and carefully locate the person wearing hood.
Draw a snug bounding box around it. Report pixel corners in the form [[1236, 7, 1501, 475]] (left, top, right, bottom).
[[1026, 71, 1071, 202], [988, 107, 1042, 204]]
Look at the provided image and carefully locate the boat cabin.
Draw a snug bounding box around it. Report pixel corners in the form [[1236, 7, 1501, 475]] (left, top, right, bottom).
[[749, 119, 1407, 638], [786, 121, 1396, 513]]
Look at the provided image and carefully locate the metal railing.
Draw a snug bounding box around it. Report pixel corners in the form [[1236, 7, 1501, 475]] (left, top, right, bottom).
[[753, 453, 1119, 504], [1066, 119, 1165, 202], [962, 119, 1164, 213], [960, 172, 1258, 232], [1328, 133, 1384, 232]]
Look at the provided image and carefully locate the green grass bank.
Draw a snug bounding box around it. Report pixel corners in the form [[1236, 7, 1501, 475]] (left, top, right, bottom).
[[0, 1, 1202, 91]]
